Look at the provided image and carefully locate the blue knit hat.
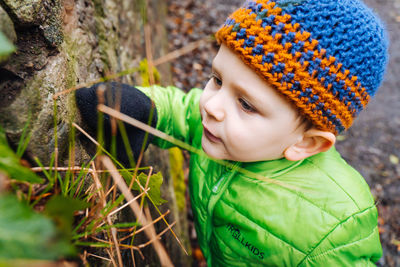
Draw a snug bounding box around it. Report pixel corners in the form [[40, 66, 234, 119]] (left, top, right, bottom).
[[216, 0, 389, 134]]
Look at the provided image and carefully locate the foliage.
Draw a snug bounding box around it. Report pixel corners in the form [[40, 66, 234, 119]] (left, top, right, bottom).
[[0, 31, 15, 62], [0, 194, 75, 261], [0, 127, 77, 262], [45, 195, 91, 238], [0, 99, 175, 265], [131, 172, 167, 206], [0, 118, 172, 264], [0, 126, 43, 184]]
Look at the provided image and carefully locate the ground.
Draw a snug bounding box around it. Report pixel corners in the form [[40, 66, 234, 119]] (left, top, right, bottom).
[[165, 0, 400, 266]]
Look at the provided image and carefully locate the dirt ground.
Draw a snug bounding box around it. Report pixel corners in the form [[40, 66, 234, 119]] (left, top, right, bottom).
[[165, 0, 400, 266]]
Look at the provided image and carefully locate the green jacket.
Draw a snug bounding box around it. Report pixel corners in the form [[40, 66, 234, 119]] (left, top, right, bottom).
[[138, 85, 382, 266]]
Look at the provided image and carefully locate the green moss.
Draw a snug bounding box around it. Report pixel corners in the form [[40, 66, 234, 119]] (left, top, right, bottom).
[[91, 0, 114, 73], [0, 75, 45, 143], [42, 0, 63, 47], [92, 0, 105, 17], [25, 77, 45, 121], [61, 35, 79, 124], [168, 147, 186, 212], [1, 0, 42, 24], [42, 20, 63, 47], [65, 69, 77, 125], [95, 22, 111, 73], [139, 59, 161, 86]]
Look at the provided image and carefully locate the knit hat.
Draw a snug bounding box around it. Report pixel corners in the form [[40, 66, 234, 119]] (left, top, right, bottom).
[[216, 0, 389, 134]]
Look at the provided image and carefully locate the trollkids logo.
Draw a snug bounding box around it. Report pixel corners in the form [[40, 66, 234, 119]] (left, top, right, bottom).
[[226, 224, 264, 260]]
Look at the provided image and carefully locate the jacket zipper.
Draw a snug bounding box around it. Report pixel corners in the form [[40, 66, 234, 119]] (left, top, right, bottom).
[[205, 163, 240, 264], [212, 173, 227, 193]]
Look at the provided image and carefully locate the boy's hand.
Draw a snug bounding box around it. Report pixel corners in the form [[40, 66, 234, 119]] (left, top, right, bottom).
[[75, 82, 157, 165]]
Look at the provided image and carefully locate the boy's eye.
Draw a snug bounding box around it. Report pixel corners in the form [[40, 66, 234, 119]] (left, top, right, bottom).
[[210, 74, 222, 87], [238, 98, 256, 113]]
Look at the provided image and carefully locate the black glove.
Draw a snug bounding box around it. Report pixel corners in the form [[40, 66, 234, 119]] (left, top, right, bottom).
[[75, 82, 157, 166]]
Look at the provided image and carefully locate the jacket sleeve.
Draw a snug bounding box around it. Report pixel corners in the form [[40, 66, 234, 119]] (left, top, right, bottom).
[[136, 85, 203, 149], [298, 206, 382, 267]]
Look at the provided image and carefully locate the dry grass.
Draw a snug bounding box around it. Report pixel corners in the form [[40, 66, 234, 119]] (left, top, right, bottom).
[[30, 153, 181, 266]]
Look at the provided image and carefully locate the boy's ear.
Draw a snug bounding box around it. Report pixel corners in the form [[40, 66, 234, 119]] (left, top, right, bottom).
[[284, 129, 336, 161]]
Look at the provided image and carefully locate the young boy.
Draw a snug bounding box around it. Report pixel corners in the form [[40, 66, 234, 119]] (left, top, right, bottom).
[[76, 0, 388, 265]]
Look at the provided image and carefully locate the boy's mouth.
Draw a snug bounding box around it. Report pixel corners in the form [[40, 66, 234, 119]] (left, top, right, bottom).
[[203, 125, 222, 143]]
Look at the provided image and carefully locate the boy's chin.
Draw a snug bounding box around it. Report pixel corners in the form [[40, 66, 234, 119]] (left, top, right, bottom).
[[202, 140, 283, 162], [201, 139, 229, 160], [202, 145, 222, 160]]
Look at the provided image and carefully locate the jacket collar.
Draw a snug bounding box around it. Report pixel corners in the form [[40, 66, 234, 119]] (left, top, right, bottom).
[[241, 157, 304, 179], [241, 147, 337, 178]]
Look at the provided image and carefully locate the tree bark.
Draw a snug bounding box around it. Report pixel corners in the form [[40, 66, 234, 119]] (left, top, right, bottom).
[[0, 0, 190, 265]]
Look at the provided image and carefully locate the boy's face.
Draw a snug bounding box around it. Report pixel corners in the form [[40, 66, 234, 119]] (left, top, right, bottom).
[[199, 44, 306, 162]]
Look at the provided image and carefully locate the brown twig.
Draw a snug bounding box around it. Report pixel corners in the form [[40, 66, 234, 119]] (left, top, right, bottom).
[[153, 36, 212, 66], [90, 161, 106, 205], [118, 210, 170, 242], [86, 253, 112, 262], [101, 156, 174, 267], [144, 23, 155, 86], [97, 104, 185, 151], [31, 166, 93, 172], [90, 236, 113, 245], [107, 215, 123, 267], [73, 122, 101, 147], [106, 249, 118, 267], [105, 183, 117, 198], [137, 221, 177, 249], [73, 119, 187, 255], [80, 250, 88, 266], [31, 165, 144, 175], [131, 249, 137, 267], [108, 189, 149, 217], [90, 160, 122, 266]]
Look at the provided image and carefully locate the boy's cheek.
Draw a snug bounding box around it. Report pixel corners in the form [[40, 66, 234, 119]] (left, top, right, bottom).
[[198, 91, 210, 118]]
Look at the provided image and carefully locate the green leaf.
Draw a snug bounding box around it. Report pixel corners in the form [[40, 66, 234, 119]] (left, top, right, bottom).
[[131, 172, 167, 206], [0, 194, 75, 260], [0, 127, 43, 184], [45, 195, 91, 237], [0, 31, 15, 62]]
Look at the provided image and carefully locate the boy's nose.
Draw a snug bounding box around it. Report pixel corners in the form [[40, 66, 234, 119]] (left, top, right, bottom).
[[204, 93, 225, 121]]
